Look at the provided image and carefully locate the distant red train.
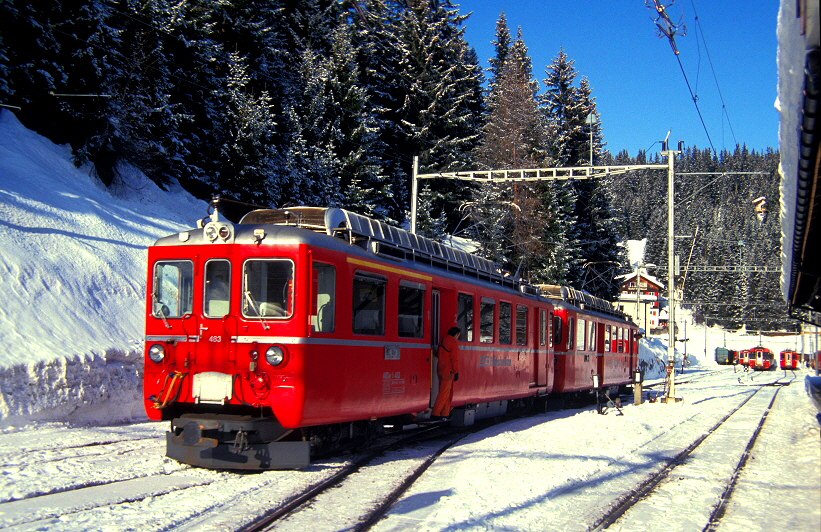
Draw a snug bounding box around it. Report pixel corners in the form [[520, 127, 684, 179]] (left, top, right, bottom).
[[143, 203, 639, 469], [739, 349, 751, 367], [779, 350, 800, 370], [749, 346, 775, 371]]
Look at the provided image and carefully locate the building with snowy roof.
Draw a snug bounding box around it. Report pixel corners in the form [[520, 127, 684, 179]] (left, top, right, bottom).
[[615, 269, 665, 335]]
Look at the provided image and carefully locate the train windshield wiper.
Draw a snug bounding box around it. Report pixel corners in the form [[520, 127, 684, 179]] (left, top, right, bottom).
[[244, 290, 270, 330], [152, 292, 172, 329]]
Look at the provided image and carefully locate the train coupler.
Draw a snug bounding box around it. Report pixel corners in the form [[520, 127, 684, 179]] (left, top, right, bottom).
[[166, 413, 310, 470]]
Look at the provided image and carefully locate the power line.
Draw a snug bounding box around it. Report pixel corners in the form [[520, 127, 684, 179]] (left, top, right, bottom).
[[688, 0, 738, 147], [646, 0, 717, 153], [674, 54, 716, 153]]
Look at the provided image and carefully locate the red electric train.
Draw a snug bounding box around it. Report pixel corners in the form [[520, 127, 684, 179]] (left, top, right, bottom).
[[779, 349, 800, 370], [749, 346, 775, 371], [143, 203, 638, 469], [738, 349, 751, 367]]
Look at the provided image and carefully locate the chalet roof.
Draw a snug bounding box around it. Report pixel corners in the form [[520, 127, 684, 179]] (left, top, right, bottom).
[[614, 271, 665, 289]]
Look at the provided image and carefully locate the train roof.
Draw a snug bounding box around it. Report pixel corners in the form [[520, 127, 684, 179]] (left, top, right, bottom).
[[534, 284, 626, 320], [241, 206, 528, 290], [154, 204, 630, 322]]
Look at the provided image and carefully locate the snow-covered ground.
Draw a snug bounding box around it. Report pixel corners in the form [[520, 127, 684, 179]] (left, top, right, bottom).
[[0, 94, 819, 531]]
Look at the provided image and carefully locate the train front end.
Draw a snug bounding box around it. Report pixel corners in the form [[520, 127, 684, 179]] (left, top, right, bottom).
[[143, 205, 311, 469]]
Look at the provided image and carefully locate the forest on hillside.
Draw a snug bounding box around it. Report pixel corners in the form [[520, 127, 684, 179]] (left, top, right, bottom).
[[0, 1, 789, 330]]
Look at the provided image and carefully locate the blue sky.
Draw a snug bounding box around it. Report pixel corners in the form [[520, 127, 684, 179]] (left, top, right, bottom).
[[454, 1, 779, 157]]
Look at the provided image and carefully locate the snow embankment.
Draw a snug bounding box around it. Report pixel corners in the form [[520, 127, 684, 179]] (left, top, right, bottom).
[[0, 110, 206, 427]]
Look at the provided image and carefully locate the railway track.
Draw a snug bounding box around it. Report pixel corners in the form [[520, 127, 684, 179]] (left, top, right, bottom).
[[0, 418, 475, 530], [2, 369, 809, 531], [0, 436, 160, 469], [173, 422, 480, 531], [367, 369, 802, 531], [590, 378, 788, 531]]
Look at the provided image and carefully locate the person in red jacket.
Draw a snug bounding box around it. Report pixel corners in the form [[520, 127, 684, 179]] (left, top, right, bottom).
[[431, 326, 461, 419]]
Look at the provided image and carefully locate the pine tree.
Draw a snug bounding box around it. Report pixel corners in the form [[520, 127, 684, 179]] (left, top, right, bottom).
[[81, 1, 193, 188], [487, 10, 511, 92], [472, 25, 546, 274], [0, 0, 69, 141], [352, 0, 484, 226], [214, 52, 278, 207], [540, 49, 622, 298], [160, 0, 233, 199], [345, 0, 406, 221]]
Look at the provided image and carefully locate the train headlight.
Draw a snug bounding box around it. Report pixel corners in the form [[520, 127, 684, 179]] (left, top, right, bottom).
[[204, 224, 219, 242], [265, 345, 285, 366], [148, 344, 165, 363]]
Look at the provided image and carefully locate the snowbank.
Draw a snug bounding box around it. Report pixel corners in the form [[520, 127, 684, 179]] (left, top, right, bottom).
[[0, 110, 206, 426]]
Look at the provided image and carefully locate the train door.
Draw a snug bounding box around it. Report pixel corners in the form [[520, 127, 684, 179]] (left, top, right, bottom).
[[532, 308, 548, 387], [429, 289, 441, 409], [151, 258, 197, 366], [596, 321, 605, 383], [196, 258, 238, 367]]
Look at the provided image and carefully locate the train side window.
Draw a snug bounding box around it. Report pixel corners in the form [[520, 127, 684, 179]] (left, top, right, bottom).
[[539, 309, 547, 346], [457, 293, 474, 341], [499, 302, 512, 344], [567, 317, 574, 350], [152, 260, 194, 318], [480, 298, 495, 343], [618, 328, 624, 352], [552, 315, 561, 345], [352, 273, 386, 335], [515, 305, 528, 345], [577, 319, 586, 350], [605, 325, 611, 352], [311, 263, 335, 333], [398, 280, 424, 338], [242, 259, 294, 319], [589, 321, 596, 351]]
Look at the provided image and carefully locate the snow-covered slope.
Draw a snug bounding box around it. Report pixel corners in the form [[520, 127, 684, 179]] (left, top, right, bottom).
[[0, 110, 206, 425]]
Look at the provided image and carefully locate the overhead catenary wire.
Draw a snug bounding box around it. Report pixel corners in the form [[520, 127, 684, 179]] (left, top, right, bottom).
[[688, 0, 738, 148], [646, 0, 720, 154], [674, 49, 717, 153]]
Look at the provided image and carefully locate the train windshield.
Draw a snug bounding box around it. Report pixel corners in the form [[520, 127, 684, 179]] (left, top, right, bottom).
[[242, 259, 294, 319], [152, 261, 194, 318]]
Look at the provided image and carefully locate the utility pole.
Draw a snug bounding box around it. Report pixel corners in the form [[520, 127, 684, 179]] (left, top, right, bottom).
[[410, 156, 420, 234], [663, 140, 682, 403]]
